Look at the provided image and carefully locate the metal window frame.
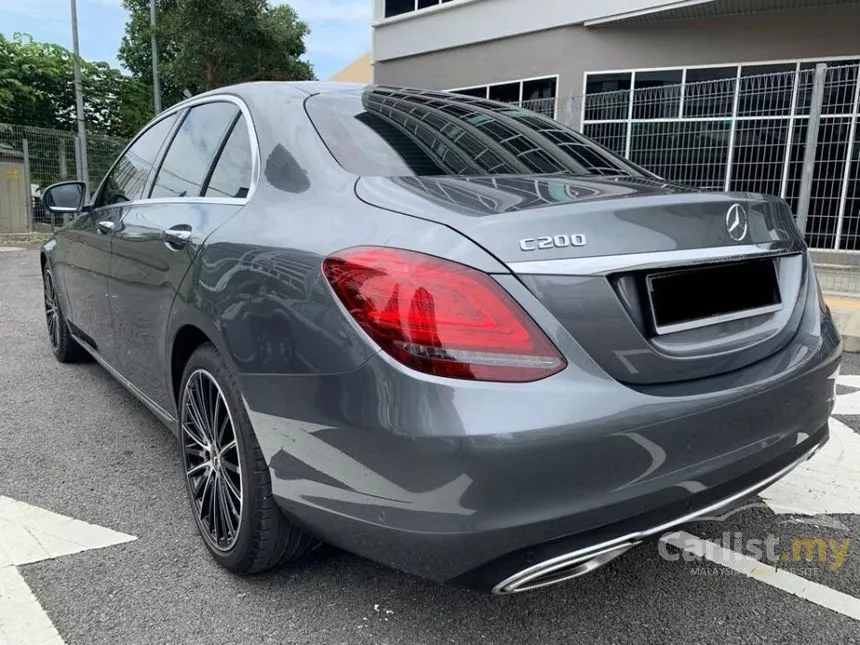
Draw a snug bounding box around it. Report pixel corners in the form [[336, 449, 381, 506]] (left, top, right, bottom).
[[582, 54, 860, 81], [446, 74, 560, 120], [379, 0, 476, 23]]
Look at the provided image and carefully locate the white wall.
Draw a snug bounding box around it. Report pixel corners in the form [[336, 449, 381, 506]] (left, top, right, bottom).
[[373, 0, 715, 62]]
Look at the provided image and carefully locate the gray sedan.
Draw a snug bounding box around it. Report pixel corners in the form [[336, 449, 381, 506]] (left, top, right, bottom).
[[38, 82, 840, 594]]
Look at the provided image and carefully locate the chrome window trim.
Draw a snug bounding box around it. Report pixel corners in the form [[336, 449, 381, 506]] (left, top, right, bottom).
[[91, 93, 260, 212], [96, 196, 249, 209], [90, 110, 182, 208], [506, 242, 801, 276]]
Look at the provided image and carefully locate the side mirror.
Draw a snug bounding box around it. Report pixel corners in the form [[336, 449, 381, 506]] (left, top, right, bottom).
[[42, 181, 87, 215]]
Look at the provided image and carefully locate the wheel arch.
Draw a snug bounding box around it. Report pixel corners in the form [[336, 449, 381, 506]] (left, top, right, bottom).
[[170, 324, 213, 405]]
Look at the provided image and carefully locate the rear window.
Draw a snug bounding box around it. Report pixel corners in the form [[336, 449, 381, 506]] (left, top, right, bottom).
[[305, 87, 646, 178]]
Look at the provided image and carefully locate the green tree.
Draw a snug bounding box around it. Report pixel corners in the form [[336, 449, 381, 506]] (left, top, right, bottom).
[[119, 0, 314, 108], [0, 32, 152, 138]]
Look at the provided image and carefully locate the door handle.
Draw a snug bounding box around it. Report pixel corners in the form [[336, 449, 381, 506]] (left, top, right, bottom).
[[162, 226, 192, 250], [97, 220, 115, 235]]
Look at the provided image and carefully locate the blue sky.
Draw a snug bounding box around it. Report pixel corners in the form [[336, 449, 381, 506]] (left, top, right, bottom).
[[0, 0, 370, 80]]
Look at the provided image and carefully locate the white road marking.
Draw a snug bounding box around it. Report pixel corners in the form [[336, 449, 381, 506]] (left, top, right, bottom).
[[0, 567, 64, 645], [662, 531, 860, 622], [760, 418, 860, 515], [835, 373, 860, 391], [0, 496, 137, 645], [833, 388, 860, 415]]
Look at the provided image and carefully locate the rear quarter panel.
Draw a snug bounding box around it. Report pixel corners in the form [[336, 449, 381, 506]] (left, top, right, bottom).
[[173, 90, 509, 395]]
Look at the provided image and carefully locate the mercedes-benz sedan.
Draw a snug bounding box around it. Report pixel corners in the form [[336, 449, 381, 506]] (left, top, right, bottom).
[[39, 82, 841, 594]]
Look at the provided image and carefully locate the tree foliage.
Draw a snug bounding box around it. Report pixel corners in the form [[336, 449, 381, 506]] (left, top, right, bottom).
[[0, 32, 152, 138], [119, 0, 314, 108]]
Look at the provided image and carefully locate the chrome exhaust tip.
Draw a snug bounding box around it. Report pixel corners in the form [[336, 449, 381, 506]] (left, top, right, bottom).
[[492, 541, 638, 595], [490, 438, 827, 595]]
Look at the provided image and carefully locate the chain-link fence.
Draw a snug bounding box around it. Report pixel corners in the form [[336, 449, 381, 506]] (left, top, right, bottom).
[[560, 62, 860, 296], [0, 123, 126, 235]]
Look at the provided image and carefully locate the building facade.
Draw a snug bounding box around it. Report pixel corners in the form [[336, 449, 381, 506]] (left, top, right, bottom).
[[371, 0, 860, 252], [372, 0, 860, 124]]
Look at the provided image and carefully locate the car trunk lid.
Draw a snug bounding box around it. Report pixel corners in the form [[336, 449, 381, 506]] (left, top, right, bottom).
[[355, 174, 810, 386]]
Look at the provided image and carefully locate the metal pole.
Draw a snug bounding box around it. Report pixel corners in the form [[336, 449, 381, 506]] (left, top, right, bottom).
[[73, 134, 82, 182], [779, 67, 802, 200], [796, 63, 827, 238], [832, 63, 860, 250], [70, 0, 89, 196], [59, 139, 68, 180], [723, 66, 742, 192], [22, 139, 34, 233], [150, 0, 162, 113], [623, 79, 635, 159]]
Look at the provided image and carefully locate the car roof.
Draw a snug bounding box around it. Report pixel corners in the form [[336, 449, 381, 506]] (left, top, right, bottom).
[[168, 81, 370, 109]]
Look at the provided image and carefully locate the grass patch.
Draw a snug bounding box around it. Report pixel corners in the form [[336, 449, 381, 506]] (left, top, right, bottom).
[[0, 232, 52, 246]]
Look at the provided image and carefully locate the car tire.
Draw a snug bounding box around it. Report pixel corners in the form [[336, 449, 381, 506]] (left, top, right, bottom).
[[43, 268, 88, 363], [178, 342, 317, 574]]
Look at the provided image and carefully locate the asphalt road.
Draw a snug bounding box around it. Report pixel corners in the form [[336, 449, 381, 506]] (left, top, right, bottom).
[[1, 247, 859, 645]]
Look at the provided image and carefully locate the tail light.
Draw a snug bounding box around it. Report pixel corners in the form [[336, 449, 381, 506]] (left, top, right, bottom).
[[323, 247, 566, 382]]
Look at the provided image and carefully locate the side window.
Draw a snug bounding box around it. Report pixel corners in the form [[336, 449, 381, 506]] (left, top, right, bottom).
[[150, 102, 239, 199], [97, 114, 178, 207], [204, 115, 253, 199]]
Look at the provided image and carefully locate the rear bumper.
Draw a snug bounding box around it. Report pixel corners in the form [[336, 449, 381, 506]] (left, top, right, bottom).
[[471, 427, 828, 593], [239, 303, 841, 588]]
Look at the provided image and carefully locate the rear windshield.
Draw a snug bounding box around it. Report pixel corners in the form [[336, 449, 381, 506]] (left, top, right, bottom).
[[305, 87, 647, 178]]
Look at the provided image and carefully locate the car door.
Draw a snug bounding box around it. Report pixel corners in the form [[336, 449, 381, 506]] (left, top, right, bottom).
[[53, 113, 179, 362], [108, 99, 255, 413]]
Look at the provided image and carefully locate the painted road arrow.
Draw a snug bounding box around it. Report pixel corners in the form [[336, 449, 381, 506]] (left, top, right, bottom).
[[0, 496, 137, 645]]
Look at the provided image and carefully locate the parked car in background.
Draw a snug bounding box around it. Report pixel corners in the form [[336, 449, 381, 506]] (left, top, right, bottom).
[[39, 82, 840, 594]]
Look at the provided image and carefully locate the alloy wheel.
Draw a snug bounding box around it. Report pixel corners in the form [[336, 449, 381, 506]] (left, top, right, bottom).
[[180, 369, 243, 552], [43, 272, 61, 350]]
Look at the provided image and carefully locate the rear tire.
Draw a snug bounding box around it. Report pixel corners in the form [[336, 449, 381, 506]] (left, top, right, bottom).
[[178, 342, 317, 574], [43, 269, 88, 363]]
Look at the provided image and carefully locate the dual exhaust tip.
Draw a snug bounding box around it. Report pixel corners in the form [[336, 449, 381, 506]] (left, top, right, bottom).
[[492, 541, 639, 595], [490, 438, 830, 595]]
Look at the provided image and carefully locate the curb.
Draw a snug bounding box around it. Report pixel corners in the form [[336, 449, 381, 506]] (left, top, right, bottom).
[[825, 297, 860, 353], [828, 314, 860, 353]]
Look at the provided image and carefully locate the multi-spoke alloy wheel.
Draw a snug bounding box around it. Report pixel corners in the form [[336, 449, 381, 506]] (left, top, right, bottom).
[[180, 369, 243, 552], [178, 343, 317, 573], [42, 268, 86, 363], [43, 272, 61, 350]]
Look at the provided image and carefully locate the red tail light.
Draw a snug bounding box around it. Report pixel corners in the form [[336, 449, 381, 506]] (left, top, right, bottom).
[[323, 247, 566, 382]]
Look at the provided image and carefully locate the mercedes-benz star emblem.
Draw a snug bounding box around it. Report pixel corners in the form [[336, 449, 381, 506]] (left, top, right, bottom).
[[726, 204, 749, 242]]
